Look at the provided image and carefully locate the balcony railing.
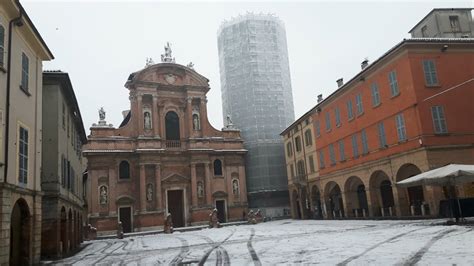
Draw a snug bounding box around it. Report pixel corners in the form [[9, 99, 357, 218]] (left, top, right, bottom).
[[165, 140, 181, 149]]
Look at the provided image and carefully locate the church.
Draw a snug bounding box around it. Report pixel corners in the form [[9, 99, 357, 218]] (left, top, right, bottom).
[[83, 45, 248, 234]]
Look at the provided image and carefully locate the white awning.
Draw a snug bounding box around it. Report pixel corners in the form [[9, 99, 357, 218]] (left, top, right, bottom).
[[397, 164, 474, 187]]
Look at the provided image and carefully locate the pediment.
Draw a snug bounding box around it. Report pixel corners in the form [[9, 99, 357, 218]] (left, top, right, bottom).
[[116, 195, 135, 205], [134, 64, 209, 87], [162, 173, 190, 183], [212, 191, 228, 198]]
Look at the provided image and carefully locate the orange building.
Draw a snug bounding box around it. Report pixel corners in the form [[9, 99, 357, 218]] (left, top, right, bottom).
[[84, 49, 248, 235], [283, 38, 474, 219]]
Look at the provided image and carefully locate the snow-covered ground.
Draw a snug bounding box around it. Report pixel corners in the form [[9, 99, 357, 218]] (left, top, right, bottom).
[[47, 219, 474, 265]]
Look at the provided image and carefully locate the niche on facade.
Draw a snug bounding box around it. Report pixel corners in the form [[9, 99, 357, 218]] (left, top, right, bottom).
[[197, 181, 204, 198], [232, 173, 240, 197], [99, 185, 108, 205], [192, 105, 201, 131], [146, 183, 154, 201]]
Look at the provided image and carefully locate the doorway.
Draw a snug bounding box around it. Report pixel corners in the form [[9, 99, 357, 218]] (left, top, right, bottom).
[[167, 190, 185, 227], [215, 200, 226, 223], [10, 199, 31, 266], [119, 207, 132, 233]]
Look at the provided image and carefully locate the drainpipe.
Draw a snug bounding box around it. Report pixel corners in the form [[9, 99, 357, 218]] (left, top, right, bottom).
[[3, 9, 24, 183]]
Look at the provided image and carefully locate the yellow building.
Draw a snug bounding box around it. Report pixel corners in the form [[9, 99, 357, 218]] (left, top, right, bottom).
[[0, 1, 53, 264], [281, 110, 321, 219]]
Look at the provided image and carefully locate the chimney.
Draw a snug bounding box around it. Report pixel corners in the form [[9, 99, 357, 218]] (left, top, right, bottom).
[[361, 59, 369, 70], [122, 110, 130, 119], [336, 78, 344, 88], [317, 94, 323, 103]]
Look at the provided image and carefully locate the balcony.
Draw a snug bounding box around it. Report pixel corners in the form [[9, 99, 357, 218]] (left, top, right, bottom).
[[293, 174, 306, 186], [165, 140, 181, 149]]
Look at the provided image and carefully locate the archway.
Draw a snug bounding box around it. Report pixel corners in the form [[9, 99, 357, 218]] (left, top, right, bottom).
[[60, 207, 67, 256], [344, 176, 368, 217], [10, 199, 31, 265], [396, 163, 424, 216], [68, 209, 73, 253], [324, 182, 343, 218], [369, 171, 395, 217], [292, 189, 301, 219], [311, 185, 323, 219], [165, 111, 180, 140]]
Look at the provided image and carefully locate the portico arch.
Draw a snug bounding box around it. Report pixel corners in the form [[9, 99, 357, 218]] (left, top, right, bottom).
[[344, 176, 368, 217], [396, 163, 424, 216], [324, 181, 343, 219], [60, 207, 67, 256], [311, 185, 323, 219], [10, 199, 31, 265], [369, 170, 395, 217], [291, 189, 301, 219]]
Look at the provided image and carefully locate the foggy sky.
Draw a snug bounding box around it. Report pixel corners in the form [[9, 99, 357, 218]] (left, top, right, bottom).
[[22, 1, 473, 133]]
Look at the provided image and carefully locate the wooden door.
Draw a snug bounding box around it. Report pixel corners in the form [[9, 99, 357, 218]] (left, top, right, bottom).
[[119, 207, 132, 233], [167, 190, 184, 227]]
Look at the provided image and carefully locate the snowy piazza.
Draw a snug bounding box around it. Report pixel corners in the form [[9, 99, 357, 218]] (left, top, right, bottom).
[[46, 219, 473, 265]]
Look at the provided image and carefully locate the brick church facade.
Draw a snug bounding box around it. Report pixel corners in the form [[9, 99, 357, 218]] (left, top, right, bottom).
[[84, 51, 248, 234]]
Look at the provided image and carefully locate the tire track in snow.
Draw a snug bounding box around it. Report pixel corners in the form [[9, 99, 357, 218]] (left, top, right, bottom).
[[196, 233, 230, 266], [247, 228, 262, 266], [91, 240, 128, 265], [336, 227, 427, 266], [169, 236, 190, 265], [403, 228, 456, 265], [198, 229, 235, 266]]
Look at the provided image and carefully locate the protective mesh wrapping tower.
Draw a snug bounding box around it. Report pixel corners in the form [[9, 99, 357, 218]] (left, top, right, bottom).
[[218, 13, 295, 216]]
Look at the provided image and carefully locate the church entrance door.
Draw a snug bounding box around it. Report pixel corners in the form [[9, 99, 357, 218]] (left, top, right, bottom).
[[215, 200, 226, 223], [167, 190, 185, 227], [119, 207, 132, 233]]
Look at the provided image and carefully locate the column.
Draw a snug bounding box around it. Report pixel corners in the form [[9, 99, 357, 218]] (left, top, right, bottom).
[[226, 165, 233, 204], [191, 163, 198, 207], [205, 162, 212, 206], [108, 167, 116, 214], [186, 97, 193, 137], [238, 165, 247, 203], [152, 95, 160, 137], [137, 94, 143, 135], [155, 164, 162, 209], [200, 97, 208, 132], [140, 164, 146, 212], [365, 189, 374, 217], [341, 191, 350, 218]]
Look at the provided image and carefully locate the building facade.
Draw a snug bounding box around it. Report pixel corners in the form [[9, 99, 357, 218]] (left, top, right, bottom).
[[41, 71, 87, 258], [84, 51, 248, 235], [283, 38, 474, 220], [409, 8, 473, 38], [0, 1, 54, 264], [218, 14, 295, 216], [281, 113, 320, 220]]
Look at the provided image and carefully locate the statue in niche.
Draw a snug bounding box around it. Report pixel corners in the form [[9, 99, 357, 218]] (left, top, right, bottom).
[[99, 107, 106, 121], [232, 179, 239, 195], [99, 185, 108, 205], [144, 111, 152, 129], [192, 113, 200, 130], [146, 184, 153, 201], [197, 181, 204, 198]]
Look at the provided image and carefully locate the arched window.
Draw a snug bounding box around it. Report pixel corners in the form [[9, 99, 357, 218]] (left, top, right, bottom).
[[165, 111, 180, 140], [213, 159, 222, 176], [119, 161, 130, 179]]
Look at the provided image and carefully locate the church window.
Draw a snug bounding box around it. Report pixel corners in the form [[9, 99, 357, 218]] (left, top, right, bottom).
[[213, 159, 223, 176], [119, 160, 130, 179]]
